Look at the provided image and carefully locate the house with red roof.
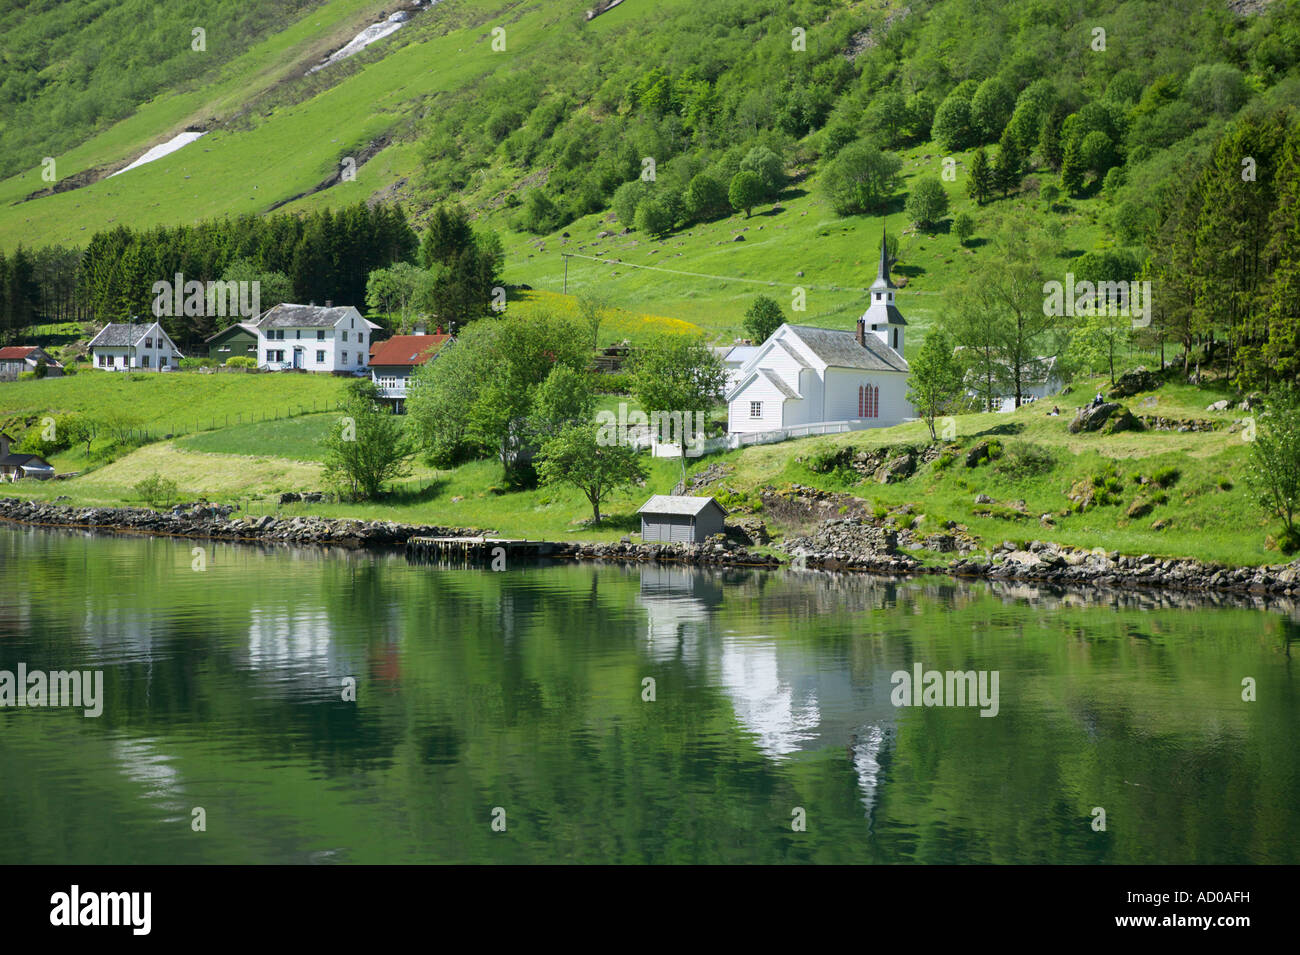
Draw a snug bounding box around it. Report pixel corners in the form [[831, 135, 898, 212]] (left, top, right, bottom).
[[0, 346, 63, 381], [369, 333, 451, 412]]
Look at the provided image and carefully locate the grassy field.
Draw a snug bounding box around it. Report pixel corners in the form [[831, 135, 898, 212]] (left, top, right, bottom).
[[0, 371, 348, 437]]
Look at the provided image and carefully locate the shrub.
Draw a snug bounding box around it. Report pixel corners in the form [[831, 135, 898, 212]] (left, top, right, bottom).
[[134, 473, 179, 508], [18, 371, 36, 380], [953, 212, 976, 246], [935, 452, 955, 470], [805, 446, 856, 474], [179, 357, 215, 370], [1152, 466, 1180, 488], [994, 441, 1056, 476], [905, 177, 949, 230], [225, 355, 257, 369]]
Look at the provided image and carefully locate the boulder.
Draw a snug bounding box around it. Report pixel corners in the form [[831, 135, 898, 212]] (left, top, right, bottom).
[[965, 441, 991, 467], [1207, 399, 1229, 412], [1108, 366, 1161, 399], [1070, 402, 1140, 433], [874, 451, 916, 484]]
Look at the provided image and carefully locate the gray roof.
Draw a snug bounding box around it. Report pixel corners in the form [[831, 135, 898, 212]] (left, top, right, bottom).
[[89, 323, 156, 347], [0, 453, 51, 469], [784, 325, 908, 373], [759, 367, 799, 399], [257, 304, 360, 329], [204, 322, 259, 343], [637, 495, 726, 517]]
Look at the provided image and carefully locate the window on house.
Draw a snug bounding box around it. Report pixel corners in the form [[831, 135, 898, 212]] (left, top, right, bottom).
[[342, 331, 348, 342], [858, 384, 879, 419], [875, 293, 882, 301], [144, 338, 153, 348], [892, 329, 898, 350], [160, 356, 168, 367], [316, 350, 325, 363], [296, 330, 302, 339], [141, 355, 150, 368], [219, 346, 230, 353], [317, 330, 325, 340], [342, 353, 349, 365], [749, 401, 762, 419]]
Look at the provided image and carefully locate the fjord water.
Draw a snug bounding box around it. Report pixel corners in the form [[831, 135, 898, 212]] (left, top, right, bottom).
[[1, 525, 1297, 865]]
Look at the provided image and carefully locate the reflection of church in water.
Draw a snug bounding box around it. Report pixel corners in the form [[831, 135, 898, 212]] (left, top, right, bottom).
[[636, 565, 898, 817]]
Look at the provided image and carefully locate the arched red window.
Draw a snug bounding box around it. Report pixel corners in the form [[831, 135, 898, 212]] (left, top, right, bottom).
[[858, 384, 879, 419]]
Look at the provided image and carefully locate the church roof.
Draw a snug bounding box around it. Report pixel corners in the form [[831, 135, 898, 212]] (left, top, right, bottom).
[[785, 325, 908, 373], [865, 303, 908, 326]]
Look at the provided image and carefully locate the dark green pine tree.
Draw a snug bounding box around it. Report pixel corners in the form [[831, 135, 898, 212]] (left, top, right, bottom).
[[1060, 136, 1085, 196], [994, 128, 1023, 197], [966, 147, 993, 205]]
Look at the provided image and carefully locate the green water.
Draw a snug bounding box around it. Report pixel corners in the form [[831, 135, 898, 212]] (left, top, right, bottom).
[[1, 525, 1297, 864]]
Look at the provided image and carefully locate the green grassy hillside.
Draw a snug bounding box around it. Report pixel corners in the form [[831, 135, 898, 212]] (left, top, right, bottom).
[[2, 0, 1294, 346]]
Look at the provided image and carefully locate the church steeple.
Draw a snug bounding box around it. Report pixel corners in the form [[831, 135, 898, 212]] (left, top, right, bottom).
[[858, 223, 907, 356], [872, 226, 896, 291]]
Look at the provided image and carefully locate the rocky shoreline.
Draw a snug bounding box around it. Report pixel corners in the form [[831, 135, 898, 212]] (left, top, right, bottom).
[[0, 497, 480, 549], [3, 497, 1299, 600]]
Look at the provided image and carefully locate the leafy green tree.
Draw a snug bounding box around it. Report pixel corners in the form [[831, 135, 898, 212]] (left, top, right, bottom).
[[612, 180, 651, 226], [531, 364, 595, 441], [1184, 63, 1248, 118], [1078, 130, 1117, 176], [1066, 309, 1131, 385], [321, 384, 414, 500], [739, 145, 784, 198], [211, 258, 292, 313], [863, 91, 911, 146], [1247, 388, 1300, 552], [536, 423, 646, 525], [820, 141, 901, 215], [932, 90, 975, 151], [520, 189, 562, 234], [684, 172, 729, 222], [953, 212, 976, 246], [576, 289, 612, 351], [969, 77, 1014, 143], [743, 295, 785, 343], [634, 197, 675, 237], [365, 262, 436, 332], [905, 177, 949, 230], [906, 329, 964, 442], [728, 171, 765, 218], [629, 333, 727, 419], [966, 147, 993, 205]]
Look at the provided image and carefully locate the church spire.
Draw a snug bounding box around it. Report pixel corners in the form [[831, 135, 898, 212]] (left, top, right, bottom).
[[872, 224, 895, 290]]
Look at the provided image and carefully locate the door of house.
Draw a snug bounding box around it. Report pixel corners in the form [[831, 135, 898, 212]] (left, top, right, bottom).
[[293, 347, 304, 369]]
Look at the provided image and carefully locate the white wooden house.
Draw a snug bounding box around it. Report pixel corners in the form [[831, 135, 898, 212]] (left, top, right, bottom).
[[726, 233, 911, 435], [256, 304, 380, 372], [88, 322, 182, 371]]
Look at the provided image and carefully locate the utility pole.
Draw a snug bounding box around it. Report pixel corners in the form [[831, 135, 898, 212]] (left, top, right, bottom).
[[563, 254, 569, 295]]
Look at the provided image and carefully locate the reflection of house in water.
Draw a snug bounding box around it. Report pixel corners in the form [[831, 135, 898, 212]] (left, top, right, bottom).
[[636, 565, 724, 664], [635, 565, 897, 817], [242, 607, 364, 698]]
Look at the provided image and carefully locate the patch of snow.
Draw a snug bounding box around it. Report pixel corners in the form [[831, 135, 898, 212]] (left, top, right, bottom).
[[308, 18, 405, 74], [109, 131, 207, 177]]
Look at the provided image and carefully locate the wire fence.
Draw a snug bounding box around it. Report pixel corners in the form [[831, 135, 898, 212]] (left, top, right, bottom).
[[88, 399, 347, 446]]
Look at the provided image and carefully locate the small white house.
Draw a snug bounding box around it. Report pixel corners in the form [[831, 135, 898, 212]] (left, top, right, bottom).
[[726, 233, 911, 435], [958, 353, 1064, 412], [256, 303, 379, 372], [88, 322, 182, 371]]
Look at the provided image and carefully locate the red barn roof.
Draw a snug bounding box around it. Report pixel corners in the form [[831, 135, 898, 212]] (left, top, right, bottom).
[[369, 334, 450, 367], [0, 346, 38, 360]]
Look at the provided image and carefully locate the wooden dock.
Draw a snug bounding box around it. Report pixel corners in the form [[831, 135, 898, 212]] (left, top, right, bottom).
[[405, 536, 557, 565]]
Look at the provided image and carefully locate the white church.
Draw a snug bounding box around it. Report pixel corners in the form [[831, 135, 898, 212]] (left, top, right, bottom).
[[726, 232, 912, 435]]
